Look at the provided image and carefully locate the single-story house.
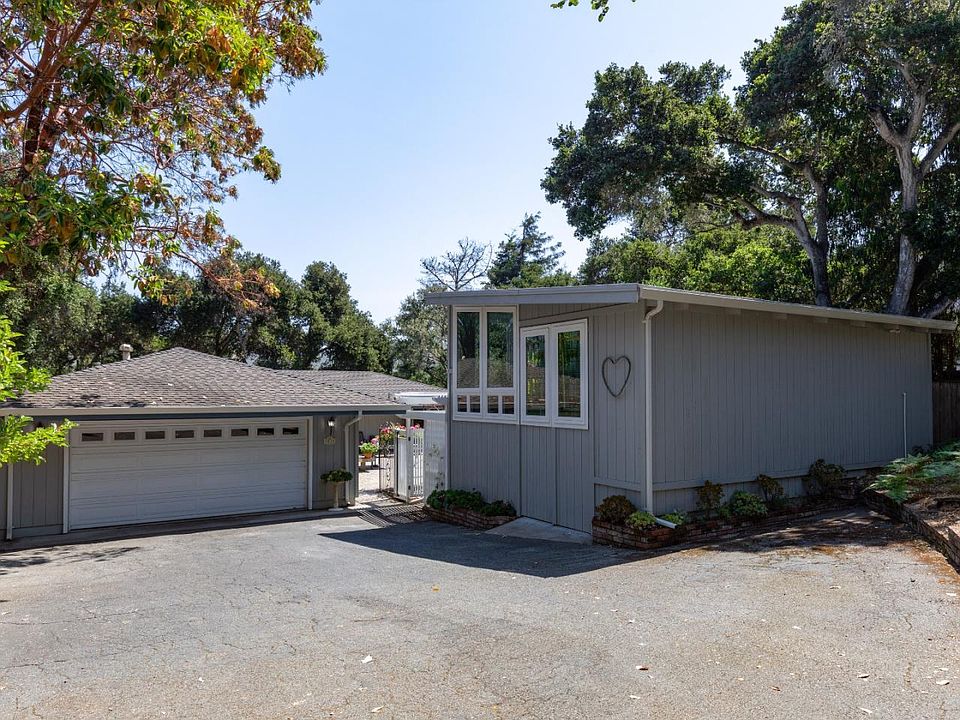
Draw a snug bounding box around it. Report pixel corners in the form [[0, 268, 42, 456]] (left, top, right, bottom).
[[426, 283, 956, 533], [0, 348, 443, 539]]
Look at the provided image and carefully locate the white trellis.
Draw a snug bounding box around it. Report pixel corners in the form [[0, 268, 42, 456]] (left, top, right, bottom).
[[390, 411, 446, 502]]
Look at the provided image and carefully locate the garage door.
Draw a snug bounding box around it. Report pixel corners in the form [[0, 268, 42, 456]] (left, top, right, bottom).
[[68, 419, 308, 530]]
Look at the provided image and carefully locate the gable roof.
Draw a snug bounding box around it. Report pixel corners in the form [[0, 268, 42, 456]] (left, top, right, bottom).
[[281, 370, 442, 405], [2, 348, 406, 414], [425, 283, 957, 333]]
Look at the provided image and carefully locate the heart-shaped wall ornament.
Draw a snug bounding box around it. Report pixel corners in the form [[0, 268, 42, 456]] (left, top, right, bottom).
[[602, 355, 632, 398]]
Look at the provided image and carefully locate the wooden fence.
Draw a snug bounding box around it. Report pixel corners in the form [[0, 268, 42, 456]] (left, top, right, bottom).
[[934, 382, 960, 444]]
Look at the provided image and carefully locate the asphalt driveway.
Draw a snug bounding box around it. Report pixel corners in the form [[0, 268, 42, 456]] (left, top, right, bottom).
[[1, 509, 958, 719]]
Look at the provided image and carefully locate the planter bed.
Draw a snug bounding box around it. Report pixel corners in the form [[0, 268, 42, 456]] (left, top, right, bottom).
[[864, 489, 960, 570], [423, 505, 515, 531], [592, 500, 854, 551]]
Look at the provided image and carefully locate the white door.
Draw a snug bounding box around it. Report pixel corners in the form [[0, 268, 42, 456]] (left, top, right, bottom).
[[68, 419, 308, 530]]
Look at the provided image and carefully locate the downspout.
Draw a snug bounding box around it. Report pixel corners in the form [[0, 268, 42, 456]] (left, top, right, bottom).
[[643, 300, 664, 513], [5, 463, 12, 541], [344, 412, 363, 504]]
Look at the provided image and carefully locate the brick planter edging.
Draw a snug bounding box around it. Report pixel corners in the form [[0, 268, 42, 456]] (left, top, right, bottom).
[[593, 502, 852, 551], [863, 489, 960, 570], [423, 505, 515, 531]]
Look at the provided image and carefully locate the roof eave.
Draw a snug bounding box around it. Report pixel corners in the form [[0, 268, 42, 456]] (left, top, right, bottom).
[[424, 283, 642, 306], [0, 404, 406, 417]]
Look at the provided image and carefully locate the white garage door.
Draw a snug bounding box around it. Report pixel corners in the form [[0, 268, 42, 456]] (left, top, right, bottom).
[[68, 419, 308, 530]]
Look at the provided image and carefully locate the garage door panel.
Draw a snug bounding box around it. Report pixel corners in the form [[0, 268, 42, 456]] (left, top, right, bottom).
[[69, 419, 309, 530]]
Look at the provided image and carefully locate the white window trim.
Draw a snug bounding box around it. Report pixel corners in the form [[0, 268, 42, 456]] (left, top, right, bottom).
[[520, 319, 588, 430], [452, 306, 519, 424]]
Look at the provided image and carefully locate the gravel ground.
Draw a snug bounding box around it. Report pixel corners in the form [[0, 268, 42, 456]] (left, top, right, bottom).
[[0, 508, 958, 719]]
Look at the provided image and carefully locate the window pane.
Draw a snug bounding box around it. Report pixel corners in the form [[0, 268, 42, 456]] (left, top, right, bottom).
[[456, 311, 480, 388], [502, 395, 515, 415], [557, 330, 582, 418], [469, 395, 481, 413], [231, 428, 249, 437], [81, 432, 104, 442], [525, 335, 546, 417], [256, 427, 275, 436], [487, 395, 500, 414], [457, 395, 468, 413], [113, 431, 135, 441], [175, 429, 195, 439], [281, 426, 300, 436], [486, 312, 514, 388], [145, 430, 165, 440], [203, 428, 223, 438]]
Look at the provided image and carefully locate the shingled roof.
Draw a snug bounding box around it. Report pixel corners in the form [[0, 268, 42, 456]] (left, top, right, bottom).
[[282, 370, 442, 405], [3, 348, 406, 413]]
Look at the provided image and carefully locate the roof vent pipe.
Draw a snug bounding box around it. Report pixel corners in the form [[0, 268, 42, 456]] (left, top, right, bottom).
[[119, 343, 133, 361]]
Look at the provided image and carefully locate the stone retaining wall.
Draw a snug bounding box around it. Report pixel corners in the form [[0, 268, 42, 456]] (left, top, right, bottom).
[[863, 490, 960, 569]]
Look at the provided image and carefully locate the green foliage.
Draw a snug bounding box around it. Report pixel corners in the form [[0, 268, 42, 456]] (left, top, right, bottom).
[[487, 213, 573, 289], [320, 468, 352, 485], [756, 474, 785, 503], [595, 494, 636, 524], [726, 491, 768, 519], [0, 284, 73, 465], [0, 0, 326, 298], [385, 287, 447, 386], [625, 510, 657, 530], [803, 459, 846, 499], [660, 511, 687, 527], [426, 489, 516, 517], [696, 481, 725, 518], [551, 0, 635, 22], [869, 443, 960, 504], [359, 442, 377, 456]]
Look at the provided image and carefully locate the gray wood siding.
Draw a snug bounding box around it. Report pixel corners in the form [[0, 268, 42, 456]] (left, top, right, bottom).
[[450, 420, 521, 509], [520, 425, 555, 523], [651, 304, 933, 493], [13, 445, 64, 530], [313, 416, 354, 507]]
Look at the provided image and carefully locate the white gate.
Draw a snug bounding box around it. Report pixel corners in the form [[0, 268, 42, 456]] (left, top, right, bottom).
[[396, 428, 424, 501], [421, 411, 446, 497]]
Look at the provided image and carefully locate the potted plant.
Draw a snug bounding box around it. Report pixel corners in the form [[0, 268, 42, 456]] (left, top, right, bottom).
[[359, 441, 377, 459], [321, 467, 352, 511]]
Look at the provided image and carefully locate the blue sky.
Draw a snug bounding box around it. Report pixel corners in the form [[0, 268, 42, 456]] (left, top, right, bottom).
[[218, 0, 789, 322]]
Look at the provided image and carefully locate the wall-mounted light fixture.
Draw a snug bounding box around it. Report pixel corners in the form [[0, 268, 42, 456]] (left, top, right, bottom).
[[327, 417, 336, 437]]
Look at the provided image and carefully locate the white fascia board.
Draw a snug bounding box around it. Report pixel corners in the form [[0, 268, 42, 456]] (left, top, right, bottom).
[[424, 283, 642, 307], [638, 285, 957, 332]]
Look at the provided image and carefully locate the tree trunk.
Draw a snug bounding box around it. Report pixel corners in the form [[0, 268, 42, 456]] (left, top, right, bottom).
[[886, 172, 919, 316]]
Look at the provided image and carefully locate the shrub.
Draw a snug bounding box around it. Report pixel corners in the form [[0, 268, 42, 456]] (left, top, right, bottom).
[[425, 489, 516, 517], [696, 481, 724, 518], [660, 510, 687, 526], [727, 491, 768, 519], [869, 443, 960, 504], [625, 511, 657, 530], [756, 474, 784, 502], [321, 468, 352, 484], [359, 441, 378, 455], [595, 495, 636, 524], [481, 499, 517, 517], [803, 459, 846, 498]]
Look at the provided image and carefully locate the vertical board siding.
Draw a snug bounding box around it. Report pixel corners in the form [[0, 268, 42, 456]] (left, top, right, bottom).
[[521, 425, 556, 524], [12, 445, 64, 529], [652, 305, 933, 492], [450, 420, 521, 509], [933, 382, 960, 444], [314, 416, 351, 506]]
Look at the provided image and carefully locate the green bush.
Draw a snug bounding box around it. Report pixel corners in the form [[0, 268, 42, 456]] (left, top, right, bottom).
[[625, 510, 657, 530], [595, 495, 636, 524], [696, 481, 724, 518], [425, 489, 516, 517], [727, 491, 768, 519], [803, 459, 846, 498], [321, 468, 352, 484], [359, 441, 377, 455], [869, 443, 960, 504], [660, 510, 687, 526]]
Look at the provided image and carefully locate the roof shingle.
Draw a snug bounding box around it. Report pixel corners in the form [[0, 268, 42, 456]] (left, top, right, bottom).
[[3, 348, 406, 411]]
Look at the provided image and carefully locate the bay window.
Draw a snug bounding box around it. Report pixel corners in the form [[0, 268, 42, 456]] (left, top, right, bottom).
[[453, 308, 517, 420], [520, 320, 588, 429]]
